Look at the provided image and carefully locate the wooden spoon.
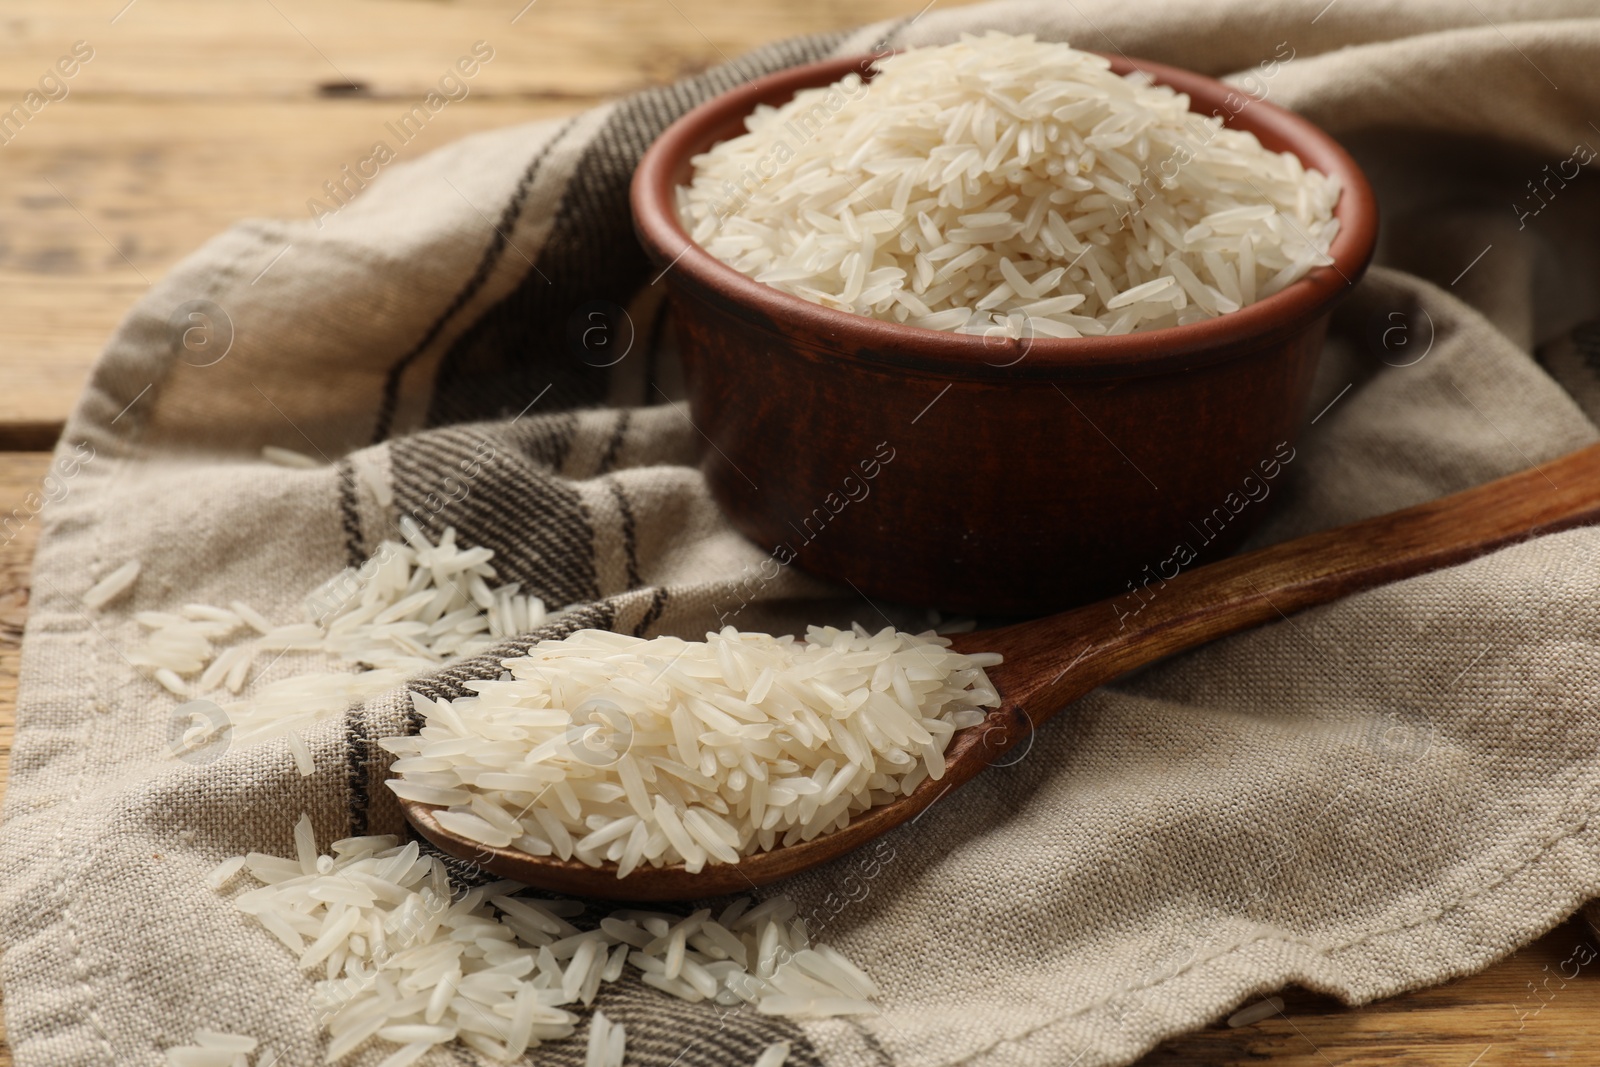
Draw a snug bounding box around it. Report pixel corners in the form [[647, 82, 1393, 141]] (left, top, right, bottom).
[[402, 442, 1600, 900]]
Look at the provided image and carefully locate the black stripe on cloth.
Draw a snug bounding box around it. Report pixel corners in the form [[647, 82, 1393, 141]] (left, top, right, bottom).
[[579, 977, 826, 1067], [634, 586, 668, 638], [420, 31, 847, 431], [369, 115, 582, 444], [414, 835, 516, 890], [402, 603, 616, 732], [334, 459, 365, 569], [598, 408, 632, 473], [338, 458, 375, 838], [505, 408, 579, 474], [606, 476, 643, 591], [344, 708, 371, 837], [389, 419, 601, 616]]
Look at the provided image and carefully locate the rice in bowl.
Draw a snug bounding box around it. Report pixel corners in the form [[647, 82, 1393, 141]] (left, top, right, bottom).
[[676, 32, 1340, 339]]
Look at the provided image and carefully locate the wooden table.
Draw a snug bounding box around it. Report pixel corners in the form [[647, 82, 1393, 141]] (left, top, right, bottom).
[[1, 2, 1596, 1063]]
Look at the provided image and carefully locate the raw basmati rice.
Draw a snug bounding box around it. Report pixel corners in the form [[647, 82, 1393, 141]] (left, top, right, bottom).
[[134, 522, 548, 756], [1226, 995, 1285, 1028], [384, 625, 1001, 874], [163, 1028, 259, 1067], [286, 730, 315, 777], [261, 445, 322, 468], [677, 32, 1340, 338], [754, 1040, 791, 1067], [221, 818, 882, 1063], [584, 1010, 625, 1067], [83, 559, 141, 609]]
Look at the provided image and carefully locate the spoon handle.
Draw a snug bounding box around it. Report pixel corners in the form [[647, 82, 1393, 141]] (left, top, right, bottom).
[[974, 441, 1600, 724]]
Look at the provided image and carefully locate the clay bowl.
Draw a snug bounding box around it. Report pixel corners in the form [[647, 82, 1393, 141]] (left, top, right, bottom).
[[631, 52, 1378, 615]]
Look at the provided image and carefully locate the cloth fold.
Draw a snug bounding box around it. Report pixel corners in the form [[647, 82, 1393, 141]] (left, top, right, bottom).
[[5, 2, 1600, 1064]]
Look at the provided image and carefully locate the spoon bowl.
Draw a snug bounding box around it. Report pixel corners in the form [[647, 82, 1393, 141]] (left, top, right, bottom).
[[401, 441, 1600, 899]]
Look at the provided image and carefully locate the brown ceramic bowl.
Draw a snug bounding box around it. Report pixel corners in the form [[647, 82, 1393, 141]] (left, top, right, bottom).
[[631, 52, 1378, 615]]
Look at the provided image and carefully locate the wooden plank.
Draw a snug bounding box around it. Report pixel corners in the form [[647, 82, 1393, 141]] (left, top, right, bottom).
[[0, 0, 910, 99], [2, 97, 585, 270], [0, 274, 147, 448], [1142, 915, 1600, 1065]]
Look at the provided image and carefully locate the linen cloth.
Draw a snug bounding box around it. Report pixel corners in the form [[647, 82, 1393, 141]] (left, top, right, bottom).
[[6, 1, 1600, 1064]]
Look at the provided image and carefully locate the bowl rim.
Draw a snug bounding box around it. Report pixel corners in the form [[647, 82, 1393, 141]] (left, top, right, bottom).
[[630, 50, 1379, 378]]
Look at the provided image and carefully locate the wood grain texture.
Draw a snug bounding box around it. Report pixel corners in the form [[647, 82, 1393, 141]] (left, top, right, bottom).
[[1142, 915, 1600, 1066], [0, 0, 899, 99]]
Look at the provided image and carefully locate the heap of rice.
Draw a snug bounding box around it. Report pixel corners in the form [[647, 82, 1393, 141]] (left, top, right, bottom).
[[676, 32, 1340, 337], [140, 520, 548, 766], [384, 625, 1001, 874], [214, 820, 879, 1063]]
